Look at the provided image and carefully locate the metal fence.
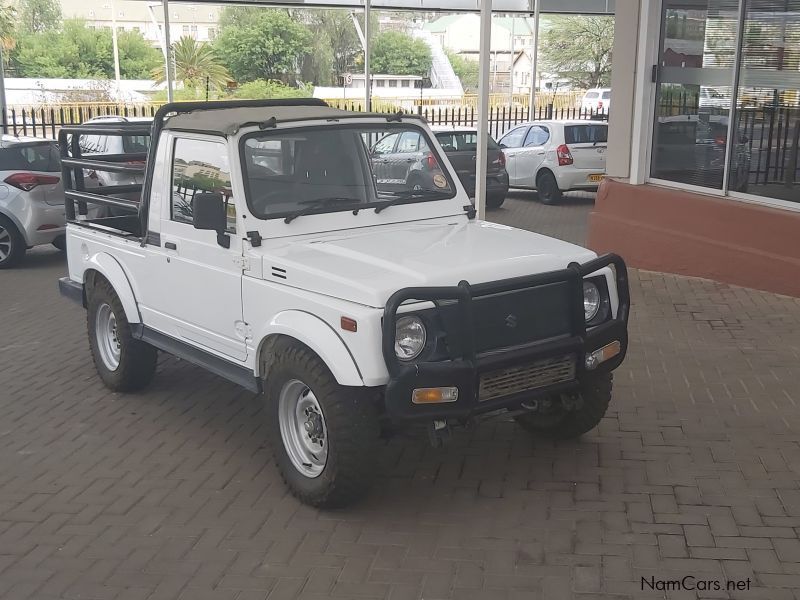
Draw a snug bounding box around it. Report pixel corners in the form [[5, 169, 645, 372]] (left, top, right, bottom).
[[1, 102, 606, 142]]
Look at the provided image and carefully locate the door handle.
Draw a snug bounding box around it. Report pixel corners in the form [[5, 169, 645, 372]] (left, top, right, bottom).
[[164, 241, 177, 250]]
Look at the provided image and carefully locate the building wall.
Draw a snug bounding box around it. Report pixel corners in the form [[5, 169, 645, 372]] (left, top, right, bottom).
[[592, 0, 800, 297]]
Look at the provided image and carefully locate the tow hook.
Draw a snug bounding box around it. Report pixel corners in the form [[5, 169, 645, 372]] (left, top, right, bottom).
[[427, 419, 451, 448]]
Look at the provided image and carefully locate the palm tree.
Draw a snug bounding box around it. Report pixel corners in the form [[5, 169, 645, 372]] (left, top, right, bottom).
[[152, 36, 230, 93]]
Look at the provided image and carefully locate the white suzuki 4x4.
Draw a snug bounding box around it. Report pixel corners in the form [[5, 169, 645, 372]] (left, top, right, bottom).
[[58, 100, 629, 507]]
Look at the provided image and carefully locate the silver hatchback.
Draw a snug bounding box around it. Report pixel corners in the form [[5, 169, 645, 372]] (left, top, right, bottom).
[[0, 136, 64, 268]]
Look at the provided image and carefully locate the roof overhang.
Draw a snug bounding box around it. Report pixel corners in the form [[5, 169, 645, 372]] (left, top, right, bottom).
[[139, 0, 614, 15]]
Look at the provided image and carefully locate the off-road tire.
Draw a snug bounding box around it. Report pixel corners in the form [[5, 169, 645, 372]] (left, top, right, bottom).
[[515, 373, 612, 440], [486, 194, 506, 209], [53, 235, 67, 252], [0, 215, 26, 269], [87, 278, 157, 392], [536, 170, 563, 205], [264, 340, 380, 508]]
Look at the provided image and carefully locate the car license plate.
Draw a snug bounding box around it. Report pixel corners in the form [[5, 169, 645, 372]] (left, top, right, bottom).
[[588, 174, 605, 183]]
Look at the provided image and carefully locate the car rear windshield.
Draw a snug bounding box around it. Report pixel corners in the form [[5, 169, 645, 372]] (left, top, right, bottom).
[[241, 123, 455, 220], [0, 142, 60, 172], [434, 131, 498, 152], [601, 91, 611, 99], [122, 135, 150, 153], [584, 91, 599, 99], [564, 124, 608, 144]]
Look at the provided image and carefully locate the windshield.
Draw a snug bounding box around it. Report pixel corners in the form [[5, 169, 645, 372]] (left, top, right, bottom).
[[241, 123, 455, 220]]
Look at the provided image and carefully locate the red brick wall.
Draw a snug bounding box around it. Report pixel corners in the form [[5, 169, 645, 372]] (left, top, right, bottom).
[[588, 179, 800, 297]]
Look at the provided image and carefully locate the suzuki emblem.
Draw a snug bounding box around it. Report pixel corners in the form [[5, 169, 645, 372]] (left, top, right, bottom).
[[505, 314, 518, 328]]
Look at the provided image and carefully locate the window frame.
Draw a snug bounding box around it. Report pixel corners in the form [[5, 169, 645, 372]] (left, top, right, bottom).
[[169, 135, 236, 233]]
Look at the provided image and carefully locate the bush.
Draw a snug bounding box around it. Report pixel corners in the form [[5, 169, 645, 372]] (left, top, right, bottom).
[[231, 79, 313, 100]]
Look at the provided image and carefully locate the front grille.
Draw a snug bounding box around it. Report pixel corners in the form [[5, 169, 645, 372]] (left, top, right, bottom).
[[478, 354, 576, 402], [436, 281, 574, 355]]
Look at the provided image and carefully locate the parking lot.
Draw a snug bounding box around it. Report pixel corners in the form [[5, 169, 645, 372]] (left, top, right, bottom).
[[2, 192, 800, 600]]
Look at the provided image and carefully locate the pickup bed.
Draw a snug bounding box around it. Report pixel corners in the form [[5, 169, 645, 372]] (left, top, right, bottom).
[[58, 100, 629, 507]]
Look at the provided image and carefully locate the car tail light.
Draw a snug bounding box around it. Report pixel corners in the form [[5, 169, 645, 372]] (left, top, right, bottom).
[[425, 153, 438, 170], [597, 101, 604, 110], [714, 135, 726, 146], [556, 144, 573, 166], [498, 151, 506, 167], [4, 173, 60, 191]]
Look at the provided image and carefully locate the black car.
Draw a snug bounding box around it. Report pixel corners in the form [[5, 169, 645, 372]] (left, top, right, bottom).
[[370, 127, 509, 208]]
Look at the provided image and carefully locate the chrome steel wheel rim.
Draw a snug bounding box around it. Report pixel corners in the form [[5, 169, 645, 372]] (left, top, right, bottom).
[[278, 379, 328, 478], [95, 303, 121, 371], [0, 225, 11, 261]]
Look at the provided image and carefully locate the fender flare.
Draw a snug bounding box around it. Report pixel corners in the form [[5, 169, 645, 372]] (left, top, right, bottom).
[[83, 252, 141, 324], [0, 207, 30, 245], [255, 310, 363, 386]]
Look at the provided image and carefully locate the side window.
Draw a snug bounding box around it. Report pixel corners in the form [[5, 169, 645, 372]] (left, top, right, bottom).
[[171, 137, 235, 233], [372, 133, 399, 155], [499, 127, 527, 149], [524, 126, 550, 147], [396, 131, 421, 153]]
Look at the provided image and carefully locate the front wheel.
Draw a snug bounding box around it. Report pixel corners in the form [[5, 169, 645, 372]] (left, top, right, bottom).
[[87, 279, 157, 392], [536, 171, 563, 205], [265, 340, 380, 508], [515, 373, 612, 440]]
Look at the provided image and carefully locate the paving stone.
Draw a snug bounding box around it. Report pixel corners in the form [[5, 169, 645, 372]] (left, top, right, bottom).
[[2, 199, 800, 599]]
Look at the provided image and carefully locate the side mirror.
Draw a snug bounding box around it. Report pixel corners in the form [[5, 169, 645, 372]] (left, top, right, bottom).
[[499, 142, 507, 149], [192, 192, 230, 248]]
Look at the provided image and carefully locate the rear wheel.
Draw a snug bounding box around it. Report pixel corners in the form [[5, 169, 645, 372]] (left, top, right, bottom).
[[515, 373, 612, 440], [265, 339, 380, 508], [87, 279, 157, 392], [486, 194, 506, 209], [0, 215, 26, 269], [536, 171, 563, 205], [53, 235, 67, 252]]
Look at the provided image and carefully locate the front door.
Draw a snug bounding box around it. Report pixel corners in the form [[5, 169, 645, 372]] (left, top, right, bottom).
[[497, 125, 529, 185], [515, 125, 551, 187], [146, 133, 247, 362]]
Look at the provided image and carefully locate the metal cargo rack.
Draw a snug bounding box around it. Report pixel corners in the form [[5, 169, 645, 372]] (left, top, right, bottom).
[[58, 122, 151, 228]]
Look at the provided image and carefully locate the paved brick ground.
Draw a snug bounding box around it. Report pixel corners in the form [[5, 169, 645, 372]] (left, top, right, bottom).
[[2, 198, 800, 600]]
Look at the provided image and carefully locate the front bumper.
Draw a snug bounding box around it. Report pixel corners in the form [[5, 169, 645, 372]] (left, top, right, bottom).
[[381, 254, 629, 422]]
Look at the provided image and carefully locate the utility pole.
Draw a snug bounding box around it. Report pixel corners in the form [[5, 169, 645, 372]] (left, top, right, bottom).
[[508, 16, 515, 108], [364, 0, 371, 111], [162, 0, 174, 102], [528, 0, 540, 117], [0, 44, 6, 134], [110, 0, 122, 98], [475, 0, 492, 221]]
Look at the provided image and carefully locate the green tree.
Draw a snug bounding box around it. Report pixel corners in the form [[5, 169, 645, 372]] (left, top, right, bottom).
[[540, 16, 614, 89], [303, 9, 362, 84], [231, 78, 312, 99], [117, 30, 162, 78], [17, 0, 61, 34], [215, 7, 312, 83], [13, 19, 160, 79], [152, 36, 229, 93], [0, 1, 16, 67], [371, 31, 431, 77], [446, 50, 478, 92]]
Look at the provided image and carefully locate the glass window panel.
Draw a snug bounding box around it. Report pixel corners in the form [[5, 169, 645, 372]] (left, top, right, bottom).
[[650, 0, 739, 189], [729, 0, 800, 203]]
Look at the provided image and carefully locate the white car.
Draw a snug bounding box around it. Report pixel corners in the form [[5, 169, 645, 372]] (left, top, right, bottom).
[[0, 135, 64, 268], [581, 88, 611, 114], [58, 100, 630, 507], [497, 120, 608, 204]]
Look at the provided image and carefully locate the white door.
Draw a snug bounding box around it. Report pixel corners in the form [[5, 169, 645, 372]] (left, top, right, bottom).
[[497, 126, 529, 185], [145, 134, 247, 362], [514, 125, 551, 187]]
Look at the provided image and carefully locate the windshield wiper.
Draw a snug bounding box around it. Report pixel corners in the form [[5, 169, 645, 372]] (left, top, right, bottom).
[[374, 189, 452, 214], [284, 197, 361, 224]]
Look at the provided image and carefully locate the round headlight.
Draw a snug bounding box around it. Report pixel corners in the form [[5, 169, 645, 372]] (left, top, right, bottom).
[[395, 316, 427, 361], [583, 281, 601, 322]]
